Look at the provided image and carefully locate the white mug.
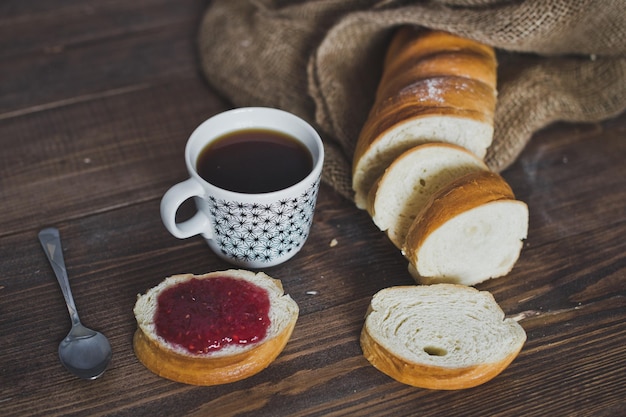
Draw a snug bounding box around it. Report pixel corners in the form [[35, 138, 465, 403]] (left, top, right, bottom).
[[160, 107, 324, 268]]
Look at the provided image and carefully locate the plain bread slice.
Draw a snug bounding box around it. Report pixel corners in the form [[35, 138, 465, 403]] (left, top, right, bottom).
[[360, 284, 526, 390], [403, 171, 528, 286]]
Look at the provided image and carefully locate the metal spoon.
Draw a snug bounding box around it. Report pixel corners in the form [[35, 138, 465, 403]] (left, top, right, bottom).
[[38, 227, 112, 380]]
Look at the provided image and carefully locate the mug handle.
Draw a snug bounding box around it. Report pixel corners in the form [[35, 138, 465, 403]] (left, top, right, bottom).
[[160, 179, 211, 239]]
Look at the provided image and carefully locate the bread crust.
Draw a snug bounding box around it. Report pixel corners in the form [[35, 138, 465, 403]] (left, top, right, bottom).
[[378, 52, 497, 100], [383, 28, 496, 77], [360, 321, 523, 390], [133, 271, 298, 386], [133, 319, 296, 386]]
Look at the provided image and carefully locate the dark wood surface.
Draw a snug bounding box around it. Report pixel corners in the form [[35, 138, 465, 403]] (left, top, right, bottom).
[[1, 1, 624, 416]]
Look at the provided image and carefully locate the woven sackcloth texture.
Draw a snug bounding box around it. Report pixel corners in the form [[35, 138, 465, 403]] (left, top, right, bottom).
[[198, 0, 626, 201]]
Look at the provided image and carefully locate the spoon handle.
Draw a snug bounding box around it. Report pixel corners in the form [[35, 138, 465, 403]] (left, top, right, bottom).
[[39, 227, 80, 326]]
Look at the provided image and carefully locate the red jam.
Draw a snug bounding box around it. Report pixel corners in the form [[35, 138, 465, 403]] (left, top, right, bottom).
[[155, 277, 271, 354]]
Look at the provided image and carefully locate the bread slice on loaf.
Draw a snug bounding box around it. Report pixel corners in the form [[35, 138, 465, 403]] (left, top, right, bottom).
[[403, 171, 528, 286], [133, 270, 298, 386], [360, 284, 526, 390], [367, 142, 489, 249], [352, 27, 497, 209]]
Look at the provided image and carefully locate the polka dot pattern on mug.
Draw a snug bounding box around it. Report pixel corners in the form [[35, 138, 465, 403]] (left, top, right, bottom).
[[208, 178, 320, 264]]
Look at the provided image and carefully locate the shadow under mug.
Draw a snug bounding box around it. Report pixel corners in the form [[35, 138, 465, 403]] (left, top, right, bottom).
[[160, 107, 324, 268]]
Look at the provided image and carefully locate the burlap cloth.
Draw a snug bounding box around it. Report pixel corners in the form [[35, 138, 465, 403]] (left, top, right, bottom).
[[198, 0, 626, 202]]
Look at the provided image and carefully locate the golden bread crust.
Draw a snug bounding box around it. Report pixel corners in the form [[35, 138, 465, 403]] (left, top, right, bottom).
[[383, 28, 496, 76], [133, 315, 297, 386], [360, 323, 523, 390]]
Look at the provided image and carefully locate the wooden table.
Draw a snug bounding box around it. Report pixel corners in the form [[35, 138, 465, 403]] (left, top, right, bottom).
[[1, 2, 624, 416]]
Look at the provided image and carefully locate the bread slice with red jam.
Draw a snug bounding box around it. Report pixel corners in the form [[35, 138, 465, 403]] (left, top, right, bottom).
[[133, 270, 299, 386]]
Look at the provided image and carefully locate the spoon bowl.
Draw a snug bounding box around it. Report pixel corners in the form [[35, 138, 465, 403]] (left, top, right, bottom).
[[59, 323, 112, 380], [39, 227, 112, 380]]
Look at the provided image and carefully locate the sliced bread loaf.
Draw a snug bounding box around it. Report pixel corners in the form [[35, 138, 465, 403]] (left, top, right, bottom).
[[367, 142, 489, 249], [352, 27, 497, 209]]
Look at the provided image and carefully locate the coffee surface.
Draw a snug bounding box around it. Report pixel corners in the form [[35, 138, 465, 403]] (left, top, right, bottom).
[[197, 129, 313, 193]]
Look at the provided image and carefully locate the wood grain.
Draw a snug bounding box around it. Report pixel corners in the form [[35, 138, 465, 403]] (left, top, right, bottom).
[[0, 1, 624, 416]]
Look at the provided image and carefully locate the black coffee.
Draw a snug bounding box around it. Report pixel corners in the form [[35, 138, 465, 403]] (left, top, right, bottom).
[[196, 128, 313, 193]]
